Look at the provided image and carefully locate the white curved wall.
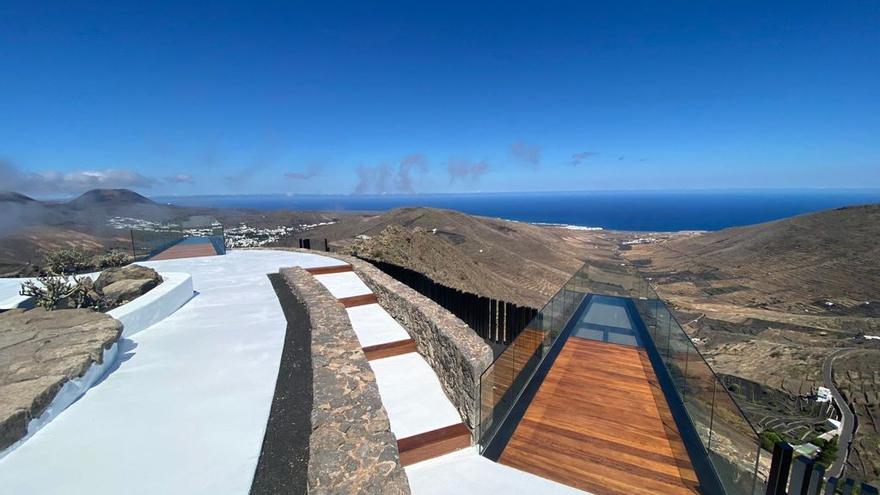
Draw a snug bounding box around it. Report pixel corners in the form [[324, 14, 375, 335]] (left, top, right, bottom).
[[108, 272, 193, 337]]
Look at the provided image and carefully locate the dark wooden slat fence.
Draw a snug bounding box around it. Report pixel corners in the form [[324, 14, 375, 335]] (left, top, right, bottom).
[[297, 238, 329, 252], [363, 258, 538, 345]]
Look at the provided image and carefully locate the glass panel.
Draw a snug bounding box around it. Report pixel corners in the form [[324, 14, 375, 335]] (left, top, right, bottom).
[[477, 264, 585, 450], [478, 260, 766, 495], [129, 221, 226, 260]]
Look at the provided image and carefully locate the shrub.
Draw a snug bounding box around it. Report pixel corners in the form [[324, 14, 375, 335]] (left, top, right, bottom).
[[94, 250, 133, 268], [20, 274, 107, 311], [42, 249, 93, 275], [812, 437, 839, 467], [760, 429, 784, 451]]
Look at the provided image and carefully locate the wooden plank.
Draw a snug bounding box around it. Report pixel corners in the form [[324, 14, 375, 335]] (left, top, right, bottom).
[[338, 293, 378, 308], [498, 337, 700, 495], [363, 339, 417, 360], [305, 264, 353, 275], [397, 423, 471, 466], [150, 243, 218, 260]]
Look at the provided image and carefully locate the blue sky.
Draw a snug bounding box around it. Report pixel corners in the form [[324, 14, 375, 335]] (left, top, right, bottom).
[[0, 1, 878, 197]]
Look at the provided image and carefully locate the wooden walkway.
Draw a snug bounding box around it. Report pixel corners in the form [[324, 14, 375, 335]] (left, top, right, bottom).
[[499, 338, 700, 495], [150, 241, 219, 261]]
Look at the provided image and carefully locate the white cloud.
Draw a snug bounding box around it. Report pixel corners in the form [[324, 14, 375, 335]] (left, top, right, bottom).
[[0, 159, 158, 195]]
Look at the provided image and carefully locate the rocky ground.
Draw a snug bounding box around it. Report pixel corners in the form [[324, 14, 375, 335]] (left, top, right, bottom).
[[0, 309, 122, 450]]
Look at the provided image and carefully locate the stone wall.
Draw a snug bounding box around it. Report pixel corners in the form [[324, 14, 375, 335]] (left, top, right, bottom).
[[280, 267, 410, 495], [277, 249, 493, 433]]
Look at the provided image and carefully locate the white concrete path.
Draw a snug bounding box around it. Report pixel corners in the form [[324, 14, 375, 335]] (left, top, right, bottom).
[[407, 447, 591, 495], [0, 250, 343, 495]]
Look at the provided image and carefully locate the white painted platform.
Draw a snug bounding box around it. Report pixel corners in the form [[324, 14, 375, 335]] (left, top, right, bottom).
[[313, 271, 372, 299], [107, 271, 193, 338], [406, 447, 592, 495], [0, 278, 32, 309], [346, 303, 411, 347], [369, 353, 462, 439], [0, 250, 343, 495]]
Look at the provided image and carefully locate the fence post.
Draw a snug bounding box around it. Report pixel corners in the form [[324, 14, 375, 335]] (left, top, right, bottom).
[[861, 483, 880, 495], [805, 462, 823, 495], [824, 477, 838, 495], [766, 442, 794, 495], [788, 456, 812, 495]]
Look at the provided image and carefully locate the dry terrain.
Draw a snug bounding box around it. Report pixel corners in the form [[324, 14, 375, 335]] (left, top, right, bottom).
[[302, 207, 617, 308], [622, 204, 880, 485], [834, 350, 880, 483]]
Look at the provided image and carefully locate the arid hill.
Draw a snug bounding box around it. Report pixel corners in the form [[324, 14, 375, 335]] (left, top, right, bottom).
[[68, 188, 156, 207], [624, 204, 880, 485], [0, 192, 36, 203], [630, 204, 880, 309], [306, 207, 615, 307], [624, 203, 880, 388]]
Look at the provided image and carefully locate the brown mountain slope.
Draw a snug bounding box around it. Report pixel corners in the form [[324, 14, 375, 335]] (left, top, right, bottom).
[[69, 188, 156, 207], [625, 204, 880, 485], [628, 204, 880, 312], [309, 207, 614, 307]]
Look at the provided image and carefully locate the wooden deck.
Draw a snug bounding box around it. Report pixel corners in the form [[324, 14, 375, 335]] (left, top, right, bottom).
[[149, 242, 219, 261], [499, 338, 700, 495]]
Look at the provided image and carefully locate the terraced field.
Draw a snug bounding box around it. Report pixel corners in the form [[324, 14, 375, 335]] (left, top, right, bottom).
[[834, 350, 880, 486]]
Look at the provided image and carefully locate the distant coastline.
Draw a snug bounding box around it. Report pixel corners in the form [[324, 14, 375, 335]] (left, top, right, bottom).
[[529, 222, 604, 231], [154, 189, 880, 232]]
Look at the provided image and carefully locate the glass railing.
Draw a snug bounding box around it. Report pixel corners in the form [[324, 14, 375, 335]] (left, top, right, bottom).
[[129, 224, 226, 260], [477, 258, 768, 495], [633, 294, 768, 494], [477, 262, 589, 453]]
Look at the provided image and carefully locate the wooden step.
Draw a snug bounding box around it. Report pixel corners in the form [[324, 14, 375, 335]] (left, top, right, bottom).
[[397, 423, 471, 466], [338, 293, 378, 308], [305, 264, 353, 275], [363, 339, 417, 360]]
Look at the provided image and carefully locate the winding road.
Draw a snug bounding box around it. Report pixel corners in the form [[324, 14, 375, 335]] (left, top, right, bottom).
[[822, 348, 858, 480]]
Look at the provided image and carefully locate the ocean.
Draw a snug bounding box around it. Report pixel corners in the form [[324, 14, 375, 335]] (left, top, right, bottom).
[[155, 190, 880, 232]]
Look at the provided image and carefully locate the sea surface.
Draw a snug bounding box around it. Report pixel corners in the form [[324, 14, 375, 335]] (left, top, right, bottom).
[[155, 190, 880, 232]]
